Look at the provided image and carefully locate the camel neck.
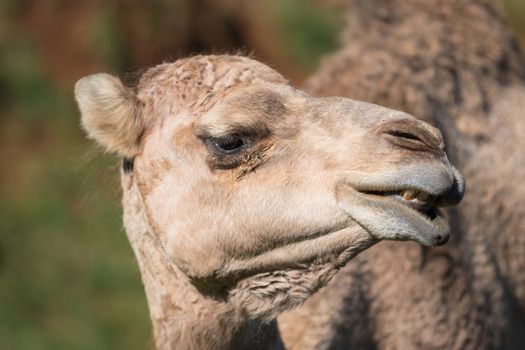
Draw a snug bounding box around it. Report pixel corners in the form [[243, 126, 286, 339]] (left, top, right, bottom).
[[120, 174, 283, 349], [349, 0, 503, 28], [347, 0, 524, 79]]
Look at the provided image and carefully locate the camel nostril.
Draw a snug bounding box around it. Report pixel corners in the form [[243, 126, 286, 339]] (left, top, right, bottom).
[[434, 233, 450, 246], [379, 119, 442, 154], [384, 130, 424, 143]]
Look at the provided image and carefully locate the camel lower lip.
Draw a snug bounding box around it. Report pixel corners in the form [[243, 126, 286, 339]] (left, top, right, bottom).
[[337, 185, 451, 247], [374, 194, 450, 246]]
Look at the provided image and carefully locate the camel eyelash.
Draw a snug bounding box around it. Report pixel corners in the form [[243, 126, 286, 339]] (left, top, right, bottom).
[[207, 134, 251, 155], [198, 124, 271, 170], [202, 134, 253, 169]]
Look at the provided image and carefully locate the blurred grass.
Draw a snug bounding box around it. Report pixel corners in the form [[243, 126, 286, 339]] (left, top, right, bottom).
[[0, 0, 523, 349], [0, 1, 342, 349], [505, 0, 525, 50], [269, 0, 342, 71], [0, 50, 150, 348]]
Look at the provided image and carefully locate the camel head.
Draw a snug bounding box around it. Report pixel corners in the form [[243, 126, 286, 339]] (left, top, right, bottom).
[[75, 55, 464, 319]]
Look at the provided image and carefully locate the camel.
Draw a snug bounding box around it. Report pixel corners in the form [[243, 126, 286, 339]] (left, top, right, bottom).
[[278, 0, 525, 349], [74, 54, 464, 349]]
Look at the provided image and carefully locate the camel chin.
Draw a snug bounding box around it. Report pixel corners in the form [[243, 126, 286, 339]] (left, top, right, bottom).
[[228, 226, 373, 320]]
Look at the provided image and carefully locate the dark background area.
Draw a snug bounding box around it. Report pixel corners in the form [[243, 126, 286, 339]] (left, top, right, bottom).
[[0, 1, 523, 349]]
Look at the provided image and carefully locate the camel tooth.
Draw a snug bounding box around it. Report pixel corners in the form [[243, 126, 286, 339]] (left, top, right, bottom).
[[417, 191, 430, 202], [402, 189, 417, 200]]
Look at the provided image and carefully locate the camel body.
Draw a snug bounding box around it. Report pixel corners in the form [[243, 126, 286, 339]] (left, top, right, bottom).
[[279, 1, 525, 349]]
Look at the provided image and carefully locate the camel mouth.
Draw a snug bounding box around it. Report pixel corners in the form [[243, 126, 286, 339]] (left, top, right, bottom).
[[367, 189, 440, 221], [365, 188, 450, 246], [337, 184, 452, 247]]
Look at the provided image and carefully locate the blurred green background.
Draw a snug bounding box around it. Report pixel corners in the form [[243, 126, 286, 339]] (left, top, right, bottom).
[[0, 1, 523, 349]]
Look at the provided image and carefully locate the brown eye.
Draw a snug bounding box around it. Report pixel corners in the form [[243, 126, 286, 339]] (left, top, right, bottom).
[[209, 135, 247, 154]]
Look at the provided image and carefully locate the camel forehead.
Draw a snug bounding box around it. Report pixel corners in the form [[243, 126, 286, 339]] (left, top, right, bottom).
[[133, 54, 420, 148], [138, 55, 288, 89], [136, 55, 289, 114], [194, 89, 395, 137], [194, 86, 304, 137]]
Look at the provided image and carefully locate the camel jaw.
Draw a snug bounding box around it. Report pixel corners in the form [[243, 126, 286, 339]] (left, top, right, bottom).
[[227, 228, 377, 319], [337, 185, 453, 247]]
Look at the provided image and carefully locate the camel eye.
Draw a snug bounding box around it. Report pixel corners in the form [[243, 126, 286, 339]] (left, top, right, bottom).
[[210, 135, 247, 154]]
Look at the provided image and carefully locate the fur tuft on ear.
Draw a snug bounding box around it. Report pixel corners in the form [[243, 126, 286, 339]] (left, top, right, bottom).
[[74, 73, 144, 157]]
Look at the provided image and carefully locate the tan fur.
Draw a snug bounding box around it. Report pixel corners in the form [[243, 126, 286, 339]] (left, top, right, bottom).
[[75, 73, 144, 157], [76, 54, 464, 349], [278, 1, 525, 349]]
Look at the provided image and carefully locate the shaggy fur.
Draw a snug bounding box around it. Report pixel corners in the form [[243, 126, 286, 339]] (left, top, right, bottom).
[[278, 1, 525, 349]]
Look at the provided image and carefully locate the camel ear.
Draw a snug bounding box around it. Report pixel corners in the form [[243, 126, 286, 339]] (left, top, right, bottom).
[[74, 73, 144, 157]]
